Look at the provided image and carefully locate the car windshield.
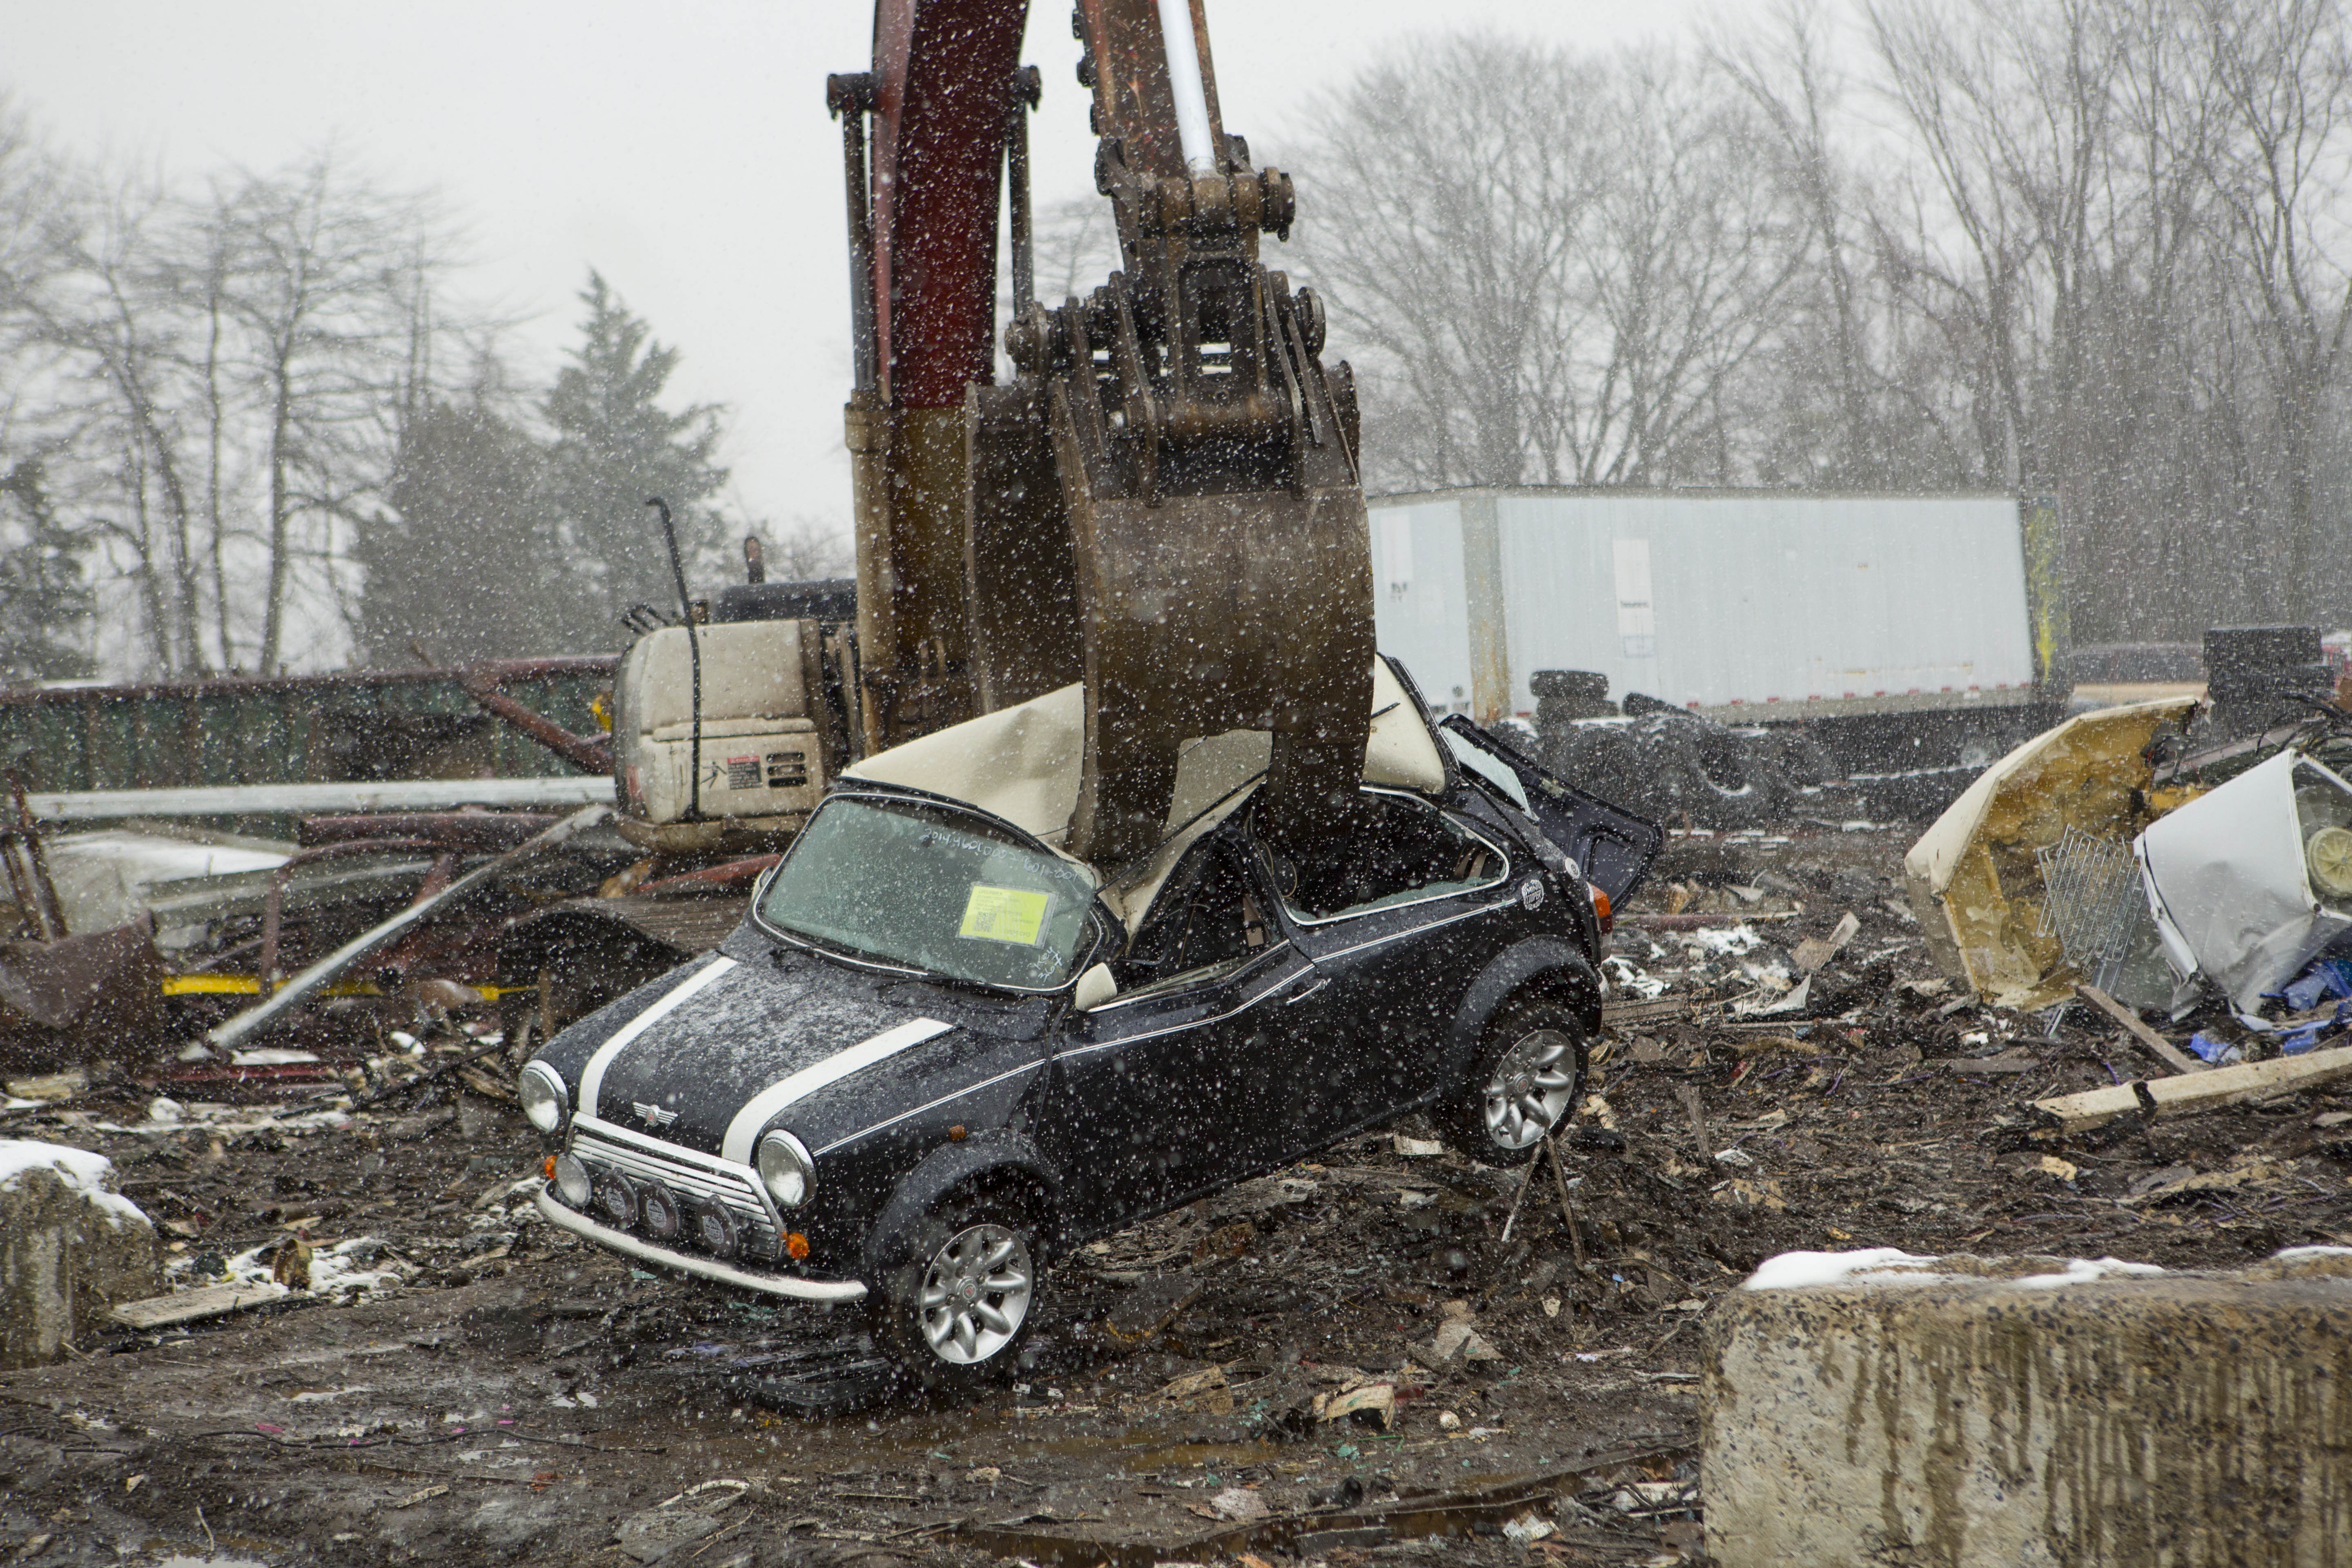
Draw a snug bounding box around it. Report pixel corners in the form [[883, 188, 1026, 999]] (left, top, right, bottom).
[[757, 794, 1100, 991]]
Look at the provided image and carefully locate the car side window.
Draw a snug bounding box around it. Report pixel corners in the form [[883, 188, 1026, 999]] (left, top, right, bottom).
[[1261, 791, 1506, 922], [1116, 837, 1270, 995]]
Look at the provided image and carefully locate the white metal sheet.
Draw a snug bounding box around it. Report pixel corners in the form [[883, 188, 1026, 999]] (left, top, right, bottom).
[[2136, 749, 2352, 1016], [25, 775, 617, 822]]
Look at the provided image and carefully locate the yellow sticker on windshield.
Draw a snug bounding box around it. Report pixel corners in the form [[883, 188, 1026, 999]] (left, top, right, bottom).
[[959, 885, 1052, 946]]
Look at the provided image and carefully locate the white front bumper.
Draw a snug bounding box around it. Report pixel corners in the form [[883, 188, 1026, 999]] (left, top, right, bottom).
[[534, 1185, 868, 1302]]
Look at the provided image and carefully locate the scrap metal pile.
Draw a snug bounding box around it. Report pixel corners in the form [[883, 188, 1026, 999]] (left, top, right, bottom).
[[15, 820, 2352, 1566]]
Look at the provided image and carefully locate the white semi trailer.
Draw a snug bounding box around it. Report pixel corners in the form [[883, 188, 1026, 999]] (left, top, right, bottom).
[[1367, 488, 2072, 822], [1369, 486, 2064, 724]]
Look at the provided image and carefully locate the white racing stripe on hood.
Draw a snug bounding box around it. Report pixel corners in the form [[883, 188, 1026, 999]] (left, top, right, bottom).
[[720, 1016, 953, 1165], [578, 956, 738, 1119]]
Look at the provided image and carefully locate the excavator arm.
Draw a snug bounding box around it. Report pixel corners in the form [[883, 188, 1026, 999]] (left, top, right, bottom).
[[832, 0, 1372, 864]]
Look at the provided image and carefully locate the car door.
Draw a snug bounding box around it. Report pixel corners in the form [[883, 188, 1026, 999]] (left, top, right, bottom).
[[1040, 835, 1314, 1223], [1437, 714, 1662, 906], [1254, 788, 1521, 1144]]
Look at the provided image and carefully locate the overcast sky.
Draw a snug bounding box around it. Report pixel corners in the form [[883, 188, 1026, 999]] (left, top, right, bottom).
[[8, 0, 1707, 543]]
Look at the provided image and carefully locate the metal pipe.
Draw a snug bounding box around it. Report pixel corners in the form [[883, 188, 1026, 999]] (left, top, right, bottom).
[[1008, 67, 1038, 312], [829, 73, 878, 393], [0, 655, 617, 710], [1156, 0, 1218, 176], [257, 837, 442, 987], [648, 497, 704, 822]]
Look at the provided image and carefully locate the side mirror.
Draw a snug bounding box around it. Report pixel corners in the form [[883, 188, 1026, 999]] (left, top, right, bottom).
[[1072, 963, 1118, 1011]]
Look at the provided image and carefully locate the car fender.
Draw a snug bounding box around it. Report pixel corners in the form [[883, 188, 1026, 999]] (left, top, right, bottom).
[[1443, 937, 1601, 1089], [861, 1129, 1064, 1283]]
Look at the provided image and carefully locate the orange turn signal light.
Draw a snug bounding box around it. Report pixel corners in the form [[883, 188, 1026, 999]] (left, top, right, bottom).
[[786, 1232, 810, 1260], [544, 1155, 557, 1179], [1590, 886, 1613, 933]]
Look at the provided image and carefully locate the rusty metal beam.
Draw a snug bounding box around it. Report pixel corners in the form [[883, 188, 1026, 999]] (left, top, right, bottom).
[[457, 667, 613, 775], [207, 802, 614, 1051]]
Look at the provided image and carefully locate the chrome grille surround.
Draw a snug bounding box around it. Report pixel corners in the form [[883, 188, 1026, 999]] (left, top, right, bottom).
[[568, 1114, 782, 1262]]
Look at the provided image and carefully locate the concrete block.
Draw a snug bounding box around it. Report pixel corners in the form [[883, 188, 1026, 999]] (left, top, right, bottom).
[[0, 1139, 158, 1368], [1704, 1247, 2352, 1567]]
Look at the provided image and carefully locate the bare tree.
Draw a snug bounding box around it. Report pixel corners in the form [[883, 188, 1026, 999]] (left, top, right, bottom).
[[211, 155, 434, 673], [1291, 36, 1604, 488], [2199, 0, 2352, 619], [1568, 51, 1809, 484], [757, 514, 854, 581], [1290, 35, 1806, 491]]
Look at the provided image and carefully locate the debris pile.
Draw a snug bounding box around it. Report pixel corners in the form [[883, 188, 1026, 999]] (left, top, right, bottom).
[[4, 815, 2347, 1564]]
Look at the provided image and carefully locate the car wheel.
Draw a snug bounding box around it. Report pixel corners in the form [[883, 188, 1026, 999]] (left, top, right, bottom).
[[874, 1188, 1040, 1392], [1439, 998, 1587, 1165]]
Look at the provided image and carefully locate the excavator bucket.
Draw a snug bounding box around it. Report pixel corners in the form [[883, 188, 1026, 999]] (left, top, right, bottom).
[[835, 0, 1374, 865]]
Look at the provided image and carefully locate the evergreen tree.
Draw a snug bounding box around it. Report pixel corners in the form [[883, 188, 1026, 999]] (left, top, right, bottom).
[[543, 273, 727, 639], [355, 397, 570, 662], [0, 458, 95, 683]]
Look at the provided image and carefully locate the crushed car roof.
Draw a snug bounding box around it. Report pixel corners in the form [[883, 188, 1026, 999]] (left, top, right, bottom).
[[841, 658, 1448, 862]]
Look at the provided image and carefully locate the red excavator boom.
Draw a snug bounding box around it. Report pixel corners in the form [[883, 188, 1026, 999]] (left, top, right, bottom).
[[832, 0, 1373, 864]]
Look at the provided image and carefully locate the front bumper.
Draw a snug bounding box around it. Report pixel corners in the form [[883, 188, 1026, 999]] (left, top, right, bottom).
[[534, 1185, 868, 1302]]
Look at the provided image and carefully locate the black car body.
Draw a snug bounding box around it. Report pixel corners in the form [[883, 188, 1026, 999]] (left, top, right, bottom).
[[524, 658, 1657, 1380]]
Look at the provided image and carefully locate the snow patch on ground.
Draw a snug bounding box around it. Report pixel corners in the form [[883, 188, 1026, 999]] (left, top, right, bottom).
[[1748, 1247, 2173, 1292], [0, 1138, 149, 1228], [1602, 956, 1668, 999], [167, 1235, 410, 1300], [1745, 1248, 1942, 1290], [2010, 1257, 2167, 1289], [1681, 924, 1764, 957], [309, 1238, 413, 1296]]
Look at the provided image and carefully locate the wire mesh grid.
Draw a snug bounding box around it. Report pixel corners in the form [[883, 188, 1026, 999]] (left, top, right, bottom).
[[2034, 824, 2143, 985]]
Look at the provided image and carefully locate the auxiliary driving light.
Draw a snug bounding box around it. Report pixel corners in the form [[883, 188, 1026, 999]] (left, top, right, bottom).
[[756, 1129, 815, 1208], [552, 1153, 592, 1209], [639, 1178, 685, 1242], [690, 1196, 739, 1258], [517, 1061, 569, 1134], [594, 1170, 640, 1229]]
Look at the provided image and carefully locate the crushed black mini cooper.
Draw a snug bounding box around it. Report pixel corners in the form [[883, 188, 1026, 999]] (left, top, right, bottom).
[[523, 659, 1657, 1388]]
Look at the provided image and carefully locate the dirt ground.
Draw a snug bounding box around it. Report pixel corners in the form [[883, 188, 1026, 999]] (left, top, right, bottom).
[[6, 825, 2349, 1568]]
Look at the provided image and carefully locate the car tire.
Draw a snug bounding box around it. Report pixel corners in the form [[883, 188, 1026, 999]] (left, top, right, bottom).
[[1438, 997, 1588, 1166], [872, 1187, 1042, 1393]]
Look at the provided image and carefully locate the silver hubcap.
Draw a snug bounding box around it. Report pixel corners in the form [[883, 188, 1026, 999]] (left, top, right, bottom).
[[1483, 1028, 1577, 1151], [917, 1223, 1033, 1365]]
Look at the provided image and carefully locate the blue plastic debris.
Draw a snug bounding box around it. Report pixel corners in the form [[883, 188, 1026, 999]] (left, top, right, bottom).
[[2281, 958, 2352, 1013], [2277, 1001, 2352, 1056], [2186, 1032, 2245, 1065]]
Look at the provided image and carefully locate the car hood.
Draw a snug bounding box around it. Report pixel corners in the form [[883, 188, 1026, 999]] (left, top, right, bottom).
[[567, 929, 1051, 1163]]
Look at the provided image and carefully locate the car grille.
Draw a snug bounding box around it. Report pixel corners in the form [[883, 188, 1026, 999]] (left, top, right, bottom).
[[569, 1117, 781, 1261]]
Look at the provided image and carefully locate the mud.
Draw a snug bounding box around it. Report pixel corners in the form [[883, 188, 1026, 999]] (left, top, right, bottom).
[[4, 826, 2348, 1566]]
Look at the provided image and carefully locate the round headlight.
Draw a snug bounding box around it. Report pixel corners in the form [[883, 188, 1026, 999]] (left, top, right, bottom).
[[552, 1152, 592, 1208], [518, 1061, 568, 1134], [756, 1129, 814, 1209]]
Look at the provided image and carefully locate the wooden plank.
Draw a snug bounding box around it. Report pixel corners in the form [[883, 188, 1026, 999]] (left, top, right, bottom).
[[110, 1282, 285, 1331], [2075, 983, 2207, 1074], [2030, 1042, 2352, 1134], [1601, 997, 1693, 1028], [1792, 911, 1862, 974]]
